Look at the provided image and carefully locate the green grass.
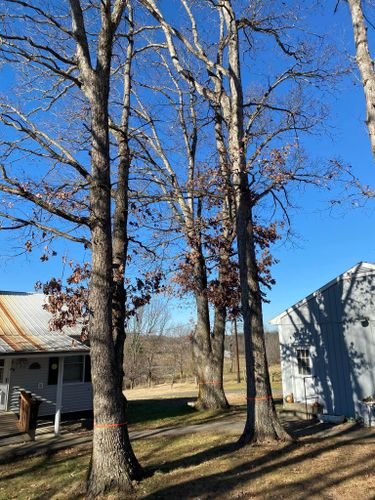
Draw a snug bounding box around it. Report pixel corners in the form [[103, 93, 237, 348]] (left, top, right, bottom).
[[128, 397, 246, 431], [128, 397, 195, 428], [126, 363, 282, 430]]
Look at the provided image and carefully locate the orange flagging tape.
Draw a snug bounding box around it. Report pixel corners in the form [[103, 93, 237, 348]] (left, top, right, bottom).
[[199, 380, 222, 385], [246, 396, 272, 401], [94, 422, 128, 429]]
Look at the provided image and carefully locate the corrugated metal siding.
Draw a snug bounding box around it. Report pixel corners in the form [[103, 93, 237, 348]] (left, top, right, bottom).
[[8, 355, 92, 416], [278, 268, 375, 418]]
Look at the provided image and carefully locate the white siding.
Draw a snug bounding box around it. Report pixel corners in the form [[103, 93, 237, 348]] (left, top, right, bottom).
[[8, 355, 92, 416], [278, 270, 375, 418]]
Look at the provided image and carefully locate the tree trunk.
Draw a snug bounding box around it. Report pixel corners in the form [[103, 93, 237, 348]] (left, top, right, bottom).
[[233, 319, 241, 384], [107, 14, 142, 485], [348, 0, 375, 159], [236, 186, 290, 445], [222, 0, 290, 444], [85, 20, 141, 491], [193, 253, 228, 410], [87, 108, 141, 496]]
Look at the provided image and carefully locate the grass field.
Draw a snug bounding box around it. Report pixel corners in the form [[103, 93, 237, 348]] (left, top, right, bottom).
[[2, 364, 374, 499], [1, 419, 374, 499]]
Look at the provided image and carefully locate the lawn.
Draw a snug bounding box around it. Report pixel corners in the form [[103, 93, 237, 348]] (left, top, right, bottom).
[[2, 365, 373, 499], [1, 421, 374, 499], [125, 363, 281, 430]]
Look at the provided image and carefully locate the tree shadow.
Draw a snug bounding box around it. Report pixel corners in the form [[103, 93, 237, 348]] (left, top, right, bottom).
[[128, 397, 241, 429], [143, 424, 375, 499], [128, 397, 196, 425], [279, 264, 375, 420]]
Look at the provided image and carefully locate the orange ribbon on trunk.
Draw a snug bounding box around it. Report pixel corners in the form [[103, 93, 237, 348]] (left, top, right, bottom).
[[94, 422, 128, 429], [199, 380, 222, 385]]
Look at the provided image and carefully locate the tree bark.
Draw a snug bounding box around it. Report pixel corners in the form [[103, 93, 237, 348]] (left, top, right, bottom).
[[233, 319, 241, 384], [86, 80, 142, 496], [222, 0, 290, 444], [348, 0, 375, 159], [192, 248, 228, 410], [236, 182, 289, 444], [69, 2, 142, 495]]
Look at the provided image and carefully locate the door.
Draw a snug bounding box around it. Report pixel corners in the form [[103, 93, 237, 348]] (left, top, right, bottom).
[[293, 347, 317, 403], [0, 358, 10, 411]]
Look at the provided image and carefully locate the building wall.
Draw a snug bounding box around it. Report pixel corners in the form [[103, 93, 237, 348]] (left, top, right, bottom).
[[278, 269, 375, 419], [8, 355, 92, 416]]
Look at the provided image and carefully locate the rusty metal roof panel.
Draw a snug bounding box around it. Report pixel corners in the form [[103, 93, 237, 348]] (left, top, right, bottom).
[[0, 292, 89, 354]]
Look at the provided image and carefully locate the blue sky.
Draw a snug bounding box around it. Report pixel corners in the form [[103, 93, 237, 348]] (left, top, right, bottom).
[[1, 2, 375, 331], [262, 2, 375, 326]]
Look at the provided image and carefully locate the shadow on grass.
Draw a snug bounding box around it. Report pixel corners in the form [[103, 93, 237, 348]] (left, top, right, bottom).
[[128, 397, 196, 425], [0, 447, 88, 492], [128, 397, 242, 428], [143, 423, 374, 499]]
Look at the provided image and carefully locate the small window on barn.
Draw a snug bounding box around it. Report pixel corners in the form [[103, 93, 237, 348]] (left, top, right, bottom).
[[63, 355, 84, 383], [297, 349, 311, 375]]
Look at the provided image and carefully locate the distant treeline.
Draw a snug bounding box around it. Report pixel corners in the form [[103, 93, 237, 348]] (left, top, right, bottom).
[[225, 331, 280, 365], [123, 330, 280, 389]]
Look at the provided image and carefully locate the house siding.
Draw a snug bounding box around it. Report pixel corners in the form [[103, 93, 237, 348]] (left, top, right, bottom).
[[277, 267, 375, 420], [8, 355, 92, 416]]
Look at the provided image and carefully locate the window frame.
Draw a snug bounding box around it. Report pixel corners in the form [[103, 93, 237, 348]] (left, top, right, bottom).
[[48, 354, 91, 385], [63, 355, 85, 385], [0, 359, 5, 384], [296, 348, 312, 376]]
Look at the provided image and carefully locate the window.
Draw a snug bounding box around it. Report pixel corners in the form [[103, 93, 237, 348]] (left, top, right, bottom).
[[297, 348, 312, 375], [84, 355, 91, 383], [0, 359, 4, 384], [63, 355, 91, 384], [29, 362, 41, 370], [48, 355, 91, 384], [48, 357, 59, 385], [63, 355, 84, 383]]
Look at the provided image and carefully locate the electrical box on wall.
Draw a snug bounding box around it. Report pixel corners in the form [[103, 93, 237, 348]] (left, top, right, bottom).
[[38, 383, 44, 390]]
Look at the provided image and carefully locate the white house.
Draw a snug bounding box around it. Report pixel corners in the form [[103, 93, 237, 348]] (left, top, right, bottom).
[[0, 291, 92, 433]]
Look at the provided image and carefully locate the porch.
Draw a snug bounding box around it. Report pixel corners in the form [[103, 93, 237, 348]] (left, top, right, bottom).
[[0, 411, 30, 445]]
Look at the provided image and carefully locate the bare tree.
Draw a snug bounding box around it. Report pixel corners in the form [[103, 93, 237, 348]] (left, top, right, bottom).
[[0, 1, 150, 494], [346, 0, 375, 158], [168, 325, 194, 382], [124, 330, 145, 389], [125, 297, 170, 387], [133, 54, 236, 409], [139, 0, 342, 444]]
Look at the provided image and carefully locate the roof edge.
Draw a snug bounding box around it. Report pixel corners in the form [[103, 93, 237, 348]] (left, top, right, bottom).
[[269, 261, 375, 325]]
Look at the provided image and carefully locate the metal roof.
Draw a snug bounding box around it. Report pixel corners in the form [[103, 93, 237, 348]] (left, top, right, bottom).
[[269, 261, 375, 325], [0, 291, 89, 355]]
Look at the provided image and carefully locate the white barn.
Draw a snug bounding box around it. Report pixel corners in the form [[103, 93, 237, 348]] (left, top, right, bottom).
[[0, 291, 92, 432], [270, 262, 375, 423]]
